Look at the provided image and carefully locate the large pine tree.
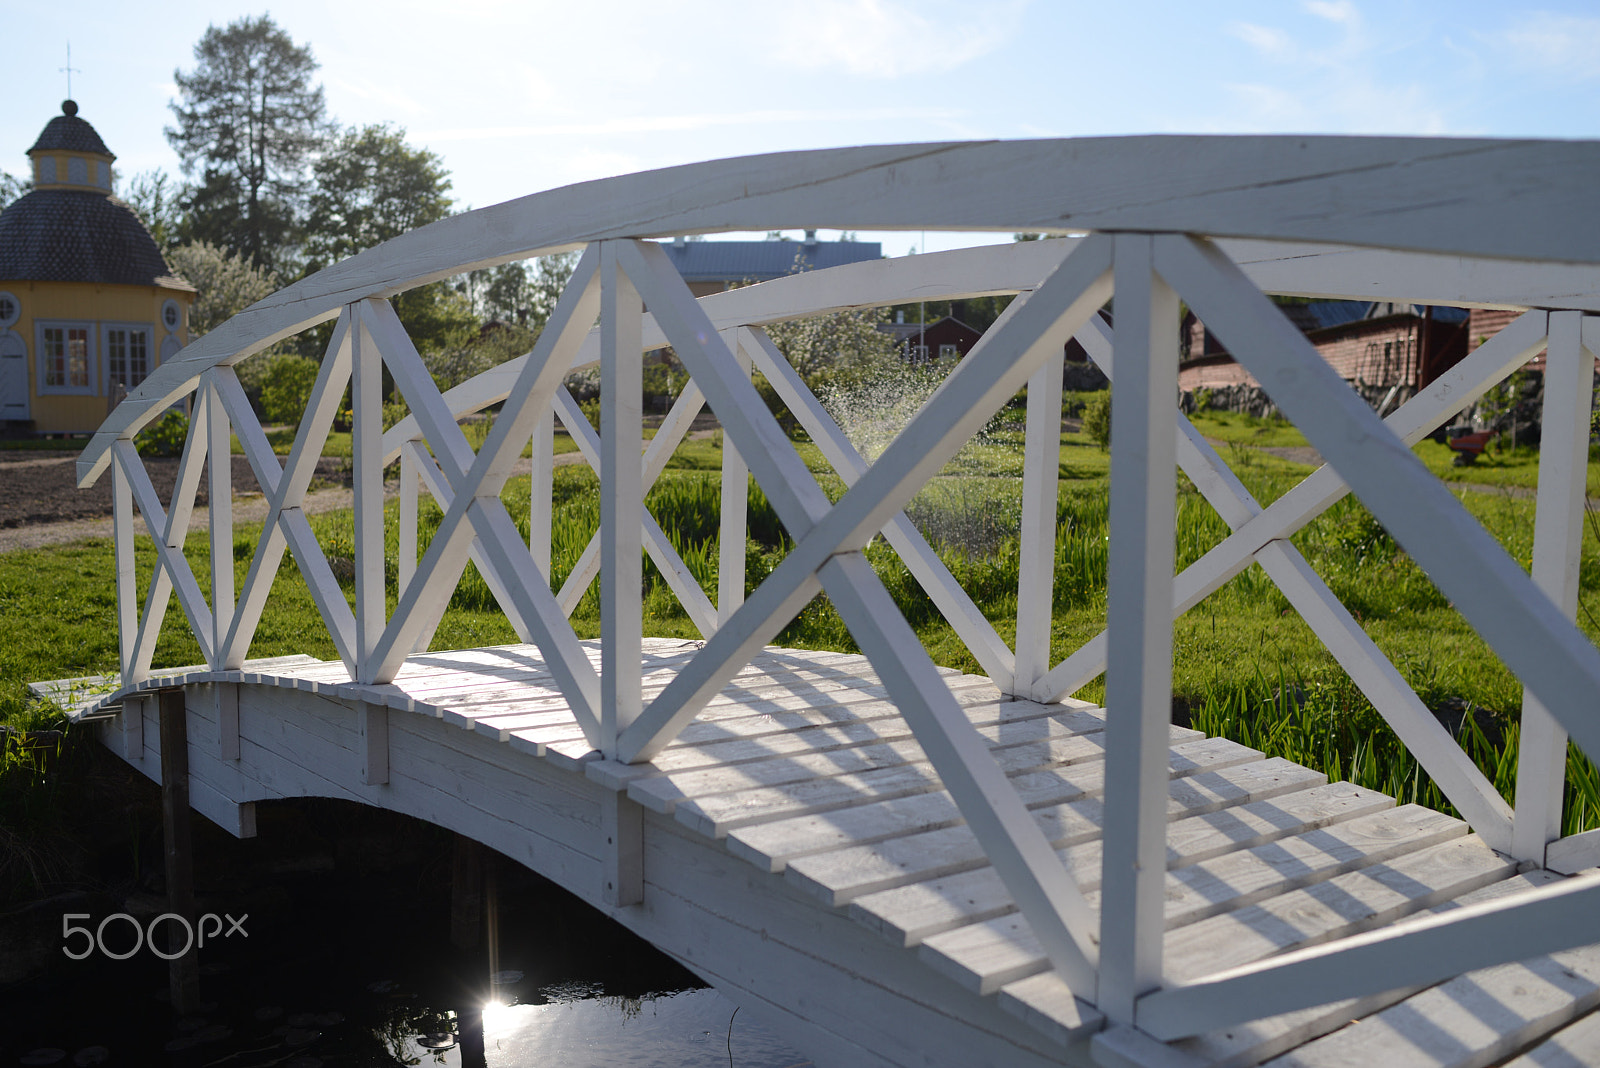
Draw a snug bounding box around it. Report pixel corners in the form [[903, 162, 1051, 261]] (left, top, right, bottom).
[[166, 14, 328, 272]]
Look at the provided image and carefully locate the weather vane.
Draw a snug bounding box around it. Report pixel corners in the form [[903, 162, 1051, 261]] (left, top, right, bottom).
[[60, 43, 80, 99]]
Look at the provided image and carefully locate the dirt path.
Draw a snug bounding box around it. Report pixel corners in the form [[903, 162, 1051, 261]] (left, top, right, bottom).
[[0, 450, 595, 554]]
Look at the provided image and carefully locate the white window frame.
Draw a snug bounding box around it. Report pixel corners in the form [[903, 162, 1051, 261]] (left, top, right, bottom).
[[939, 343, 961, 360], [161, 298, 183, 335], [0, 291, 19, 328], [102, 322, 154, 393], [36, 320, 97, 395]]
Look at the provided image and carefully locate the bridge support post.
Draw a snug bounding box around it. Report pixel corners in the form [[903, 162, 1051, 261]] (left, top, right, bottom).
[[158, 688, 200, 1015], [601, 792, 643, 907]]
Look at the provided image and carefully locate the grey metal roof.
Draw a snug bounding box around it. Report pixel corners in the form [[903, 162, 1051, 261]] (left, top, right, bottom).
[[657, 238, 881, 283], [1281, 300, 1468, 334], [28, 102, 113, 158], [0, 189, 185, 287]]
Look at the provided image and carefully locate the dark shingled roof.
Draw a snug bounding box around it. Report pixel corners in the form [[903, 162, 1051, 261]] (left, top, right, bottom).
[[28, 102, 113, 157], [0, 189, 185, 287]]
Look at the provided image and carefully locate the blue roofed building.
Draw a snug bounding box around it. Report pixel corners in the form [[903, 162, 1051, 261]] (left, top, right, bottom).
[[657, 231, 881, 297]]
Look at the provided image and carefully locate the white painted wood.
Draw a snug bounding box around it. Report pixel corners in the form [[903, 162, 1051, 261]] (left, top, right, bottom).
[[119, 694, 144, 759], [351, 302, 386, 680], [115, 441, 214, 666], [1165, 871, 1560, 1068], [1092, 1025, 1208, 1068], [718, 328, 751, 627], [398, 439, 420, 597], [278, 508, 358, 674], [1512, 309, 1595, 862], [360, 698, 389, 785], [1259, 939, 1600, 1068], [600, 241, 645, 753], [1014, 346, 1065, 695], [111, 447, 137, 682], [1074, 312, 1513, 847], [919, 806, 1466, 996], [1501, 1007, 1600, 1068], [1136, 840, 1534, 1039], [600, 791, 644, 906], [201, 373, 233, 666], [1546, 829, 1600, 875], [385, 238, 1600, 460], [814, 780, 1385, 921], [530, 413, 552, 581], [618, 235, 1114, 764], [1158, 237, 1600, 797], [547, 386, 719, 636], [1098, 235, 1181, 1023], [75, 134, 1600, 489], [216, 682, 239, 761], [740, 325, 1017, 689], [219, 316, 352, 669], [1033, 310, 1551, 704]]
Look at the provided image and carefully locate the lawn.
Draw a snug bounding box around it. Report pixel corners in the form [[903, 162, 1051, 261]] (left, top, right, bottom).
[[7, 413, 1600, 838]]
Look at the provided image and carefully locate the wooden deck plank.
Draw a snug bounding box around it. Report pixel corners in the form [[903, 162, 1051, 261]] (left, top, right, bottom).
[[1500, 1008, 1600, 1067], [1263, 932, 1600, 1067], [827, 782, 1388, 932], [667, 735, 1261, 838], [1164, 836, 1517, 983], [917, 805, 1469, 994], [731, 756, 1320, 875], [627, 724, 1130, 817]]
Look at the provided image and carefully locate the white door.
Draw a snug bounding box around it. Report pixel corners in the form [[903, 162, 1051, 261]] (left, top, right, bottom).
[[0, 332, 27, 421]]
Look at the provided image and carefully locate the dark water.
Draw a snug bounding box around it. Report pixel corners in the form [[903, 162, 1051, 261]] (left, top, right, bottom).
[[1, 798, 812, 1067]]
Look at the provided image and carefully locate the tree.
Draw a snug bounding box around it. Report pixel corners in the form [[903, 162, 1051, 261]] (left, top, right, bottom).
[[166, 241, 280, 338], [0, 170, 28, 212], [122, 170, 185, 253], [303, 124, 454, 268], [166, 14, 328, 271]]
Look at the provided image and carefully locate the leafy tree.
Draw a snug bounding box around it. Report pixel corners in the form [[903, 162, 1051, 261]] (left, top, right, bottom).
[[166, 14, 329, 271], [121, 170, 185, 252], [167, 241, 285, 408], [166, 241, 280, 337], [303, 124, 454, 267], [0, 170, 28, 212], [258, 354, 322, 427]]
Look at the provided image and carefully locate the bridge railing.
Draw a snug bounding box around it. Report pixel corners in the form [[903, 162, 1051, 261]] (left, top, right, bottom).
[[80, 136, 1600, 1038]]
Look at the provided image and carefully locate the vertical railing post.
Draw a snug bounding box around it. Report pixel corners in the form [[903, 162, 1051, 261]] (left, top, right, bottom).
[[531, 410, 554, 583], [352, 302, 385, 682], [1098, 234, 1180, 1022], [717, 327, 753, 626], [202, 372, 233, 668], [399, 439, 420, 598], [1014, 345, 1066, 693], [1512, 311, 1594, 861], [112, 448, 138, 685], [600, 241, 643, 754]]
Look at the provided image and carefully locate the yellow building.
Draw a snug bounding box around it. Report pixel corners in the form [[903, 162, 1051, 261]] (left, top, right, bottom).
[[0, 100, 194, 435]]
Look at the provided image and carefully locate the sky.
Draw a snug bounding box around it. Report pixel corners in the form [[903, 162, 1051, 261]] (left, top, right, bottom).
[[6, 0, 1600, 259]]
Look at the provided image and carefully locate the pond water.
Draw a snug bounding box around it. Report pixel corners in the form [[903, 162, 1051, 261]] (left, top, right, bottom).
[[2, 799, 813, 1067]]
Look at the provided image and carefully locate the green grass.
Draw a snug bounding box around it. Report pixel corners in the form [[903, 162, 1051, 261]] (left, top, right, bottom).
[[7, 420, 1600, 865]]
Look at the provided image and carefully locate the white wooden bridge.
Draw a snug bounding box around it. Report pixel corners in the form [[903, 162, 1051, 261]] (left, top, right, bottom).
[[38, 136, 1600, 1067]]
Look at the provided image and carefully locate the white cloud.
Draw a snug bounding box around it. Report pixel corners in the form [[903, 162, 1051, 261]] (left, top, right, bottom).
[[1230, 22, 1296, 59], [772, 0, 1028, 78], [1499, 12, 1600, 82], [1304, 0, 1359, 26]]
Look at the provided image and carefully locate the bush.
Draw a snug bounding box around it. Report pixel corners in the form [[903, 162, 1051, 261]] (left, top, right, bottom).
[[258, 354, 322, 427], [1081, 390, 1112, 450], [135, 409, 189, 457]]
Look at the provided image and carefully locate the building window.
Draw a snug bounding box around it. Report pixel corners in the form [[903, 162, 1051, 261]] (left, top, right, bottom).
[[104, 324, 152, 391], [37, 321, 95, 394], [161, 299, 183, 334], [68, 157, 88, 185], [38, 157, 56, 183], [0, 291, 17, 328], [910, 344, 930, 362], [939, 344, 960, 360]]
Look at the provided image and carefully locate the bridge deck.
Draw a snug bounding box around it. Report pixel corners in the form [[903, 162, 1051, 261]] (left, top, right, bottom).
[[41, 640, 1600, 1068]]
